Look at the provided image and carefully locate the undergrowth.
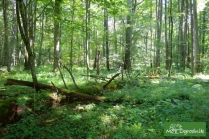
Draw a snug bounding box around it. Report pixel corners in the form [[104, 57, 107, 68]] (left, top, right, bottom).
[[0, 66, 209, 139]]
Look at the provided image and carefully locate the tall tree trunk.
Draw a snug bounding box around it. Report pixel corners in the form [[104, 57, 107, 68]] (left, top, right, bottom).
[[3, 0, 10, 72], [184, 0, 190, 67], [165, 0, 169, 70], [190, 0, 200, 74], [168, 0, 173, 77], [104, 5, 110, 71], [200, 10, 206, 57], [155, 0, 162, 68], [54, 0, 61, 72], [37, 10, 45, 67], [179, 0, 186, 69], [124, 0, 132, 72], [85, 0, 90, 80], [29, 1, 37, 65], [70, 0, 75, 71], [16, 0, 38, 91], [149, 0, 153, 68], [113, 16, 117, 54], [10, 0, 18, 66]]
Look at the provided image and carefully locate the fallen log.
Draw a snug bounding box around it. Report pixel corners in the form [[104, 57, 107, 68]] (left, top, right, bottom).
[[82, 75, 110, 81], [4, 79, 105, 102]]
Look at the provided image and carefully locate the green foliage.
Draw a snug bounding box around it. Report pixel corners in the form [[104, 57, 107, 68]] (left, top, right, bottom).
[[0, 68, 209, 139]]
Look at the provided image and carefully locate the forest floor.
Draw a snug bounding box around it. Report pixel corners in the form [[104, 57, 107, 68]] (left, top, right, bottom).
[[0, 65, 209, 139]]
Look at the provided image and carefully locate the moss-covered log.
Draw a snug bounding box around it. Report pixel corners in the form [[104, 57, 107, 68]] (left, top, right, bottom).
[[4, 79, 105, 102]]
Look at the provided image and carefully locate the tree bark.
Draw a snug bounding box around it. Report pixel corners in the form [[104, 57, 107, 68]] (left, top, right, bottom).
[[37, 10, 45, 67], [54, 0, 61, 72], [168, 0, 173, 77], [165, 0, 169, 70], [70, 0, 75, 71], [10, 0, 18, 66], [190, 0, 200, 74], [3, 0, 10, 72], [16, 0, 38, 91], [155, 0, 163, 68], [179, 0, 186, 69], [124, 0, 132, 72], [104, 4, 110, 71], [85, 0, 90, 80]]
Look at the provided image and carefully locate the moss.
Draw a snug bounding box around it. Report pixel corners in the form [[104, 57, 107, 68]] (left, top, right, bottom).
[[80, 85, 102, 95]]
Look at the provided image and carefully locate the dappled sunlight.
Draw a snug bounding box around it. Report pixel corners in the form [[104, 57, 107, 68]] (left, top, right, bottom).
[[194, 73, 209, 82]]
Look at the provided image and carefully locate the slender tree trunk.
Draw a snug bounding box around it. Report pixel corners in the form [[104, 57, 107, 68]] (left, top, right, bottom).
[[10, 0, 18, 66], [3, 0, 10, 71], [185, 0, 190, 67], [168, 0, 173, 77], [165, 0, 169, 70], [85, 0, 90, 80], [104, 5, 110, 71], [179, 0, 186, 69], [124, 0, 132, 72], [113, 16, 117, 54], [70, 0, 75, 71], [149, 0, 153, 68], [190, 0, 194, 75], [200, 10, 206, 57], [37, 11, 45, 67], [29, 1, 37, 66], [96, 50, 100, 75], [155, 0, 162, 68], [54, 0, 61, 72], [16, 0, 38, 91], [190, 0, 200, 74]]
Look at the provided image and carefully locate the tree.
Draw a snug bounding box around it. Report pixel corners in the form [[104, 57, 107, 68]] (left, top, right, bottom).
[[16, 0, 38, 90], [54, 0, 62, 72], [37, 7, 45, 67], [190, 0, 200, 74], [104, 2, 110, 71], [10, 0, 18, 66], [85, 0, 90, 80], [155, 0, 163, 68], [178, 0, 186, 69], [168, 0, 173, 77], [69, 0, 75, 71], [124, 0, 132, 72], [3, 0, 10, 71], [165, 0, 169, 70]]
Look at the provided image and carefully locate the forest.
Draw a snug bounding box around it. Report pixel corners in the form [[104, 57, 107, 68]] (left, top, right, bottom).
[[0, 0, 209, 138]]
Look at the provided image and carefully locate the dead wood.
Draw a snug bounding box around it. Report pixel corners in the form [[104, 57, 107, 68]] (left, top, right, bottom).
[[138, 76, 160, 79], [4, 79, 105, 102], [103, 73, 120, 89], [82, 75, 111, 81], [61, 63, 80, 90], [42, 116, 65, 125]]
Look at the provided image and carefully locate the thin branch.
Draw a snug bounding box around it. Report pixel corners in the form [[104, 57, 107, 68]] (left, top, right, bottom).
[[57, 65, 68, 89], [103, 73, 120, 89], [36, 0, 53, 19], [61, 63, 80, 90]]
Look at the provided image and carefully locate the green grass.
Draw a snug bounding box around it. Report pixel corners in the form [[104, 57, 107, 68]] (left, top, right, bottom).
[[0, 66, 209, 139]]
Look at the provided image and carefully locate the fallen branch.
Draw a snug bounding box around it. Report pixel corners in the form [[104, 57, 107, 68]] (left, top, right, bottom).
[[103, 73, 120, 89], [61, 63, 80, 90], [4, 79, 105, 102], [82, 75, 111, 81], [42, 116, 65, 125]]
